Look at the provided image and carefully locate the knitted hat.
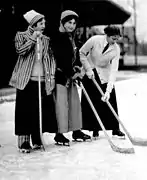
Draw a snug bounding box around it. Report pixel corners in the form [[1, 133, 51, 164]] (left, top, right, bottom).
[[59, 10, 79, 32], [23, 10, 44, 26], [60, 10, 79, 23]]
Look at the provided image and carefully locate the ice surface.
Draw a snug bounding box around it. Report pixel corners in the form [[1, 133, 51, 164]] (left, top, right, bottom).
[[0, 72, 147, 180]]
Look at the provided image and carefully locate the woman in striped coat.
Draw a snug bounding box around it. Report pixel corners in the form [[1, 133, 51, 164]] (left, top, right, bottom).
[[9, 10, 58, 153]]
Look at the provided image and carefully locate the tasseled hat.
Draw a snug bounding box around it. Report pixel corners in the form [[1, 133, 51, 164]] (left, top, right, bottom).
[[23, 10, 44, 26]]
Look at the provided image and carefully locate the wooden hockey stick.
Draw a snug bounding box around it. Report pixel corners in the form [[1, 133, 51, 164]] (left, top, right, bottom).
[[80, 82, 134, 154], [92, 77, 147, 146], [37, 37, 45, 151]]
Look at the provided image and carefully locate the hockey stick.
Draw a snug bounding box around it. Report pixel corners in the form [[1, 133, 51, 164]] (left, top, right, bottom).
[[92, 77, 147, 146], [80, 82, 134, 154], [37, 37, 45, 151]]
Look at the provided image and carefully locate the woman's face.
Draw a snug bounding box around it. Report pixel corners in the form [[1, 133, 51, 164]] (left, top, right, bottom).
[[34, 18, 46, 33], [63, 18, 77, 32], [107, 35, 120, 45]]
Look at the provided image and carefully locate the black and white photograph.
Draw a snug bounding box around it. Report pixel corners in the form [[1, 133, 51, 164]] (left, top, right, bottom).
[[0, 0, 147, 179]]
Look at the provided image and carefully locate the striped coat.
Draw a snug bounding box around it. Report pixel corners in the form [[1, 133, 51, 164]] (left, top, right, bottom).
[[9, 26, 56, 95]]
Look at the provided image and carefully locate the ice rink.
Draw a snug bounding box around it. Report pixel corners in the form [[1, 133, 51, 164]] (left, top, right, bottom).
[[0, 71, 147, 180]]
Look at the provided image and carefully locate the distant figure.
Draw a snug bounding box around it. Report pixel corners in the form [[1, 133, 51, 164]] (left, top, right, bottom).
[[80, 25, 125, 138], [9, 10, 57, 153]]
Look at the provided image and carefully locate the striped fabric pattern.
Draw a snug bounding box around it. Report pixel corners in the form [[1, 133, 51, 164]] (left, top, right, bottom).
[[9, 26, 56, 95]]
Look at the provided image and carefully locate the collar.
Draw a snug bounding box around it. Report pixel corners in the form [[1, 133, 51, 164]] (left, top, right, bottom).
[[103, 35, 117, 47], [103, 35, 109, 47], [59, 22, 65, 32], [27, 26, 35, 36], [102, 35, 117, 54]]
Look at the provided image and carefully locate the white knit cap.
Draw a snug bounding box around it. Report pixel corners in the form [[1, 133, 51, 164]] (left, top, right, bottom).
[[60, 10, 79, 21], [23, 10, 44, 26]]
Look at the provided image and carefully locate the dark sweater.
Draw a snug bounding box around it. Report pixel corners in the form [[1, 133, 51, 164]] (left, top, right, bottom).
[[51, 31, 81, 85]]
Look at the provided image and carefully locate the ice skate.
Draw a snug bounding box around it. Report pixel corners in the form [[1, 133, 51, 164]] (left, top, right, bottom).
[[19, 142, 32, 153], [32, 144, 43, 151], [92, 130, 99, 140], [54, 133, 70, 146], [72, 130, 91, 142], [112, 130, 125, 139]]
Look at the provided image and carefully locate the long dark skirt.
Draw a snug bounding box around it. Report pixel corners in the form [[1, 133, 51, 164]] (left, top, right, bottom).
[[81, 68, 119, 131], [15, 80, 58, 137]]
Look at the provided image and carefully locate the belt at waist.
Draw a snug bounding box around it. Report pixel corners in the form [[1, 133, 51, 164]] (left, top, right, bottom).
[[30, 76, 45, 82]]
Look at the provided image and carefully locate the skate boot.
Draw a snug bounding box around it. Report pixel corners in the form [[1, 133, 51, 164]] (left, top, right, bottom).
[[54, 133, 70, 146], [93, 130, 99, 140], [72, 130, 91, 142], [112, 130, 125, 139], [32, 144, 43, 150], [31, 135, 43, 150], [19, 142, 32, 153]]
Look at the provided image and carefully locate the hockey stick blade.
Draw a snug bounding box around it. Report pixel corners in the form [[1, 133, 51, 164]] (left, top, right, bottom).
[[80, 82, 135, 154], [92, 77, 147, 147]]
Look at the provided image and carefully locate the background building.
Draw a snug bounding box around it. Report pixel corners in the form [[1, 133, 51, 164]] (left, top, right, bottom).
[[0, 0, 131, 88]]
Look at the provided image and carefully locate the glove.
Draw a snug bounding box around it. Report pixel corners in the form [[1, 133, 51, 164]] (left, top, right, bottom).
[[86, 69, 94, 79], [101, 91, 110, 102], [72, 72, 83, 80], [32, 31, 43, 40], [73, 66, 81, 73], [72, 66, 85, 80]]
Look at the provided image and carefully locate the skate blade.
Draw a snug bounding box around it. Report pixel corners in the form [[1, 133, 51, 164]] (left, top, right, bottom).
[[85, 138, 92, 142], [32, 145, 44, 151], [72, 139, 83, 142], [19, 148, 31, 153], [55, 142, 70, 146], [112, 135, 126, 140], [92, 136, 99, 140], [72, 138, 92, 142]]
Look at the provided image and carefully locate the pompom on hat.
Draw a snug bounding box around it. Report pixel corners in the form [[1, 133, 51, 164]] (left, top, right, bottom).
[[23, 10, 44, 26]]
